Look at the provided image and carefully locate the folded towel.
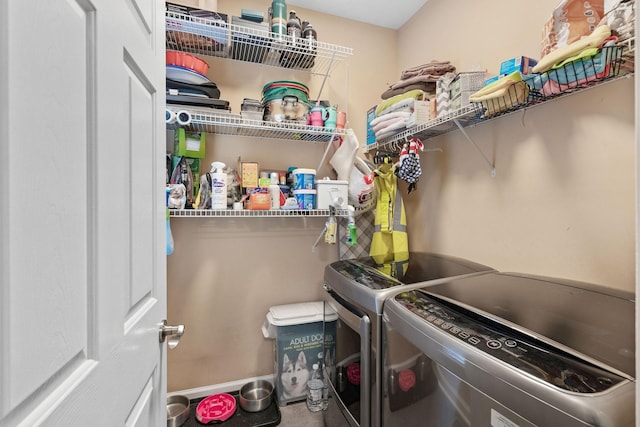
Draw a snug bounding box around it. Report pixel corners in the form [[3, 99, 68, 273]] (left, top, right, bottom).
[[375, 90, 426, 117], [374, 117, 408, 137], [376, 98, 416, 117], [533, 25, 611, 73], [390, 74, 444, 90], [370, 111, 411, 130], [400, 61, 455, 80], [469, 71, 523, 102], [381, 83, 435, 100]]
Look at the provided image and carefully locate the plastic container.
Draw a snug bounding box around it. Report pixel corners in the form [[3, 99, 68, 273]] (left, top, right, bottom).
[[293, 189, 316, 210], [316, 178, 348, 209], [292, 168, 316, 190], [262, 302, 337, 406]]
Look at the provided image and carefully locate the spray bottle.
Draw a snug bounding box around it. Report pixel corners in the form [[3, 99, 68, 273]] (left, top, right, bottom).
[[346, 205, 357, 246], [210, 162, 227, 210]]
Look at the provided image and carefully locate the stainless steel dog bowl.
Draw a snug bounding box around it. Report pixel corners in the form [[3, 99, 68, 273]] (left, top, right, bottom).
[[167, 394, 190, 427], [239, 380, 274, 412]]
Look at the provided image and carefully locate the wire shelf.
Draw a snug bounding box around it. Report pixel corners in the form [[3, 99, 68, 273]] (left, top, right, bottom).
[[365, 104, 484, 152], [166, 11, 353, 75], [170, 208, 350, 218], [366, 49, 631, 153], [167, 108, 347, 142]]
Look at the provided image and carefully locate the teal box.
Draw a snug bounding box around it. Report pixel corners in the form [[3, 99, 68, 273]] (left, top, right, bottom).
[[262, 302, 337, 406], [366, 105, 377, 145], [499, 56, 538, 76]]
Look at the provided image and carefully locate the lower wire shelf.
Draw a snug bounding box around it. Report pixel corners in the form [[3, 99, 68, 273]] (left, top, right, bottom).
[[169, 208, 350, 218]]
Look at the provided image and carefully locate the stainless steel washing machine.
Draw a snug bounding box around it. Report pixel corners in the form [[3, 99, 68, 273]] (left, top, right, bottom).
[[382, 272, 635, 427], [322, 252, 495, 427]]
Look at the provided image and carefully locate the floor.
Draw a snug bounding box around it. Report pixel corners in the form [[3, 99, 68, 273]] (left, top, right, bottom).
[[278, 401, 324, 427]]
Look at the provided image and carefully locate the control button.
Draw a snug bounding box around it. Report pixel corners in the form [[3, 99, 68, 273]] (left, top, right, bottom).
[[433, 318, 443, 325], [468, 337, 481, 345], [505, 339, 517, 348], [427, 315, 436, 322], [450, 326, 461, 334], [459, 331, 470, 339], [486, 340, 502, 350], [441, 322, 451, 330]]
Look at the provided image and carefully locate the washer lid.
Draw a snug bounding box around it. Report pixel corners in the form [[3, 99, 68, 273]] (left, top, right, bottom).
[[419, 272, 635, 379], [329, 252, 494, 290]]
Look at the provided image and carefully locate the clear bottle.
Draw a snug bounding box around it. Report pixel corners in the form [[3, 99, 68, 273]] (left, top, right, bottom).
[[306, 363, 323, 412], [317, 352, 329, 410]]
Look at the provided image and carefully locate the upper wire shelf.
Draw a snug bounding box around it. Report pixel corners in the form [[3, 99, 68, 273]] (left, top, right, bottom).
[[168, 107, 347, 142], [166, 11, 353, 75], [366, 72, 631, 154]]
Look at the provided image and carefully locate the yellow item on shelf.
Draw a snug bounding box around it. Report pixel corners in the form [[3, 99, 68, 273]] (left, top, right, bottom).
[[533, 25, 611, 74], [469, 71, 529, 116]]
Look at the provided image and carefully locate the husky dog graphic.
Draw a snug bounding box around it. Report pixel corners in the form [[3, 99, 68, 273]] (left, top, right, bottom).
[[280, 351, 311, 400]]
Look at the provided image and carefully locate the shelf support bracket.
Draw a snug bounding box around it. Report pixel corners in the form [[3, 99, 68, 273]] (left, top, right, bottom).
[[453, 118, 496, 177]]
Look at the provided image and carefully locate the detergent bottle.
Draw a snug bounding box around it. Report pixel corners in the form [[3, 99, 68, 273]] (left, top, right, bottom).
[[210, 162, 227, 210]]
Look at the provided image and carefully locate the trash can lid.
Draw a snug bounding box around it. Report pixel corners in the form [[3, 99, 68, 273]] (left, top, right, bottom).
[[267, 301, 337, 326]]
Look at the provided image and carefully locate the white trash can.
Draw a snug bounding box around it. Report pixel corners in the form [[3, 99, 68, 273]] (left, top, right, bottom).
[[262, 301, 337, 406]]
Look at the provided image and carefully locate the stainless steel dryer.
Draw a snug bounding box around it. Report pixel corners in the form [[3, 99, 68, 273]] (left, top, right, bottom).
[[322, 252, 495, 427], [382, 272, 635, 427]]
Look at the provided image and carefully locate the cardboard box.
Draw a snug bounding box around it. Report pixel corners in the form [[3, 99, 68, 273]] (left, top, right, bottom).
[[174, 128, 206, 159], [451, 90, 476, 110], [366, 105, 377, 145], [450, 72, 488, 99], [499, 56, 538, 76], [238, 159, 259, 189]]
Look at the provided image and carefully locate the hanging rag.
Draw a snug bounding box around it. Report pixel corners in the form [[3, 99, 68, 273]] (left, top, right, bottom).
[[396, 138, 423, 193], [369, 161, 409, 277]]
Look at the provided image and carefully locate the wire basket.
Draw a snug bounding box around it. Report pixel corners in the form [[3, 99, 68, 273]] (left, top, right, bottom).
[[473, 81, 543, 118], [527, 44, 623, 99]]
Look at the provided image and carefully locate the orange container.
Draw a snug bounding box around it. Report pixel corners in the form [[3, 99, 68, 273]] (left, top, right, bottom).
[[166, 50, 209, 76], [248, 192, 271, 210]]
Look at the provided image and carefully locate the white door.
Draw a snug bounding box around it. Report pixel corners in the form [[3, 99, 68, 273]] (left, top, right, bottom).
[[0, 0, 168, 426]]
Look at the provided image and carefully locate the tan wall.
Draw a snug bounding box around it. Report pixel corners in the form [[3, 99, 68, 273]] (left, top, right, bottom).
[[167, 0, 396, 392], [398, 0, 635, 290], [168, 0, 635, 392]]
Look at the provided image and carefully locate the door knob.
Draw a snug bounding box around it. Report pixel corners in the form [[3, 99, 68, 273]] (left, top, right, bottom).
[[159, 320, 185, 349]]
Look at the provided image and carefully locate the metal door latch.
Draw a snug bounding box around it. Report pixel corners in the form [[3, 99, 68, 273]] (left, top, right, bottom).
[[159, 320, 185, 349]]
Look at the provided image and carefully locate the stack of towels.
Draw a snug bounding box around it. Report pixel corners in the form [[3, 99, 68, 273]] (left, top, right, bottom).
[[381, 60, 456, 100], [370, 60, 456, 142], [370, 89, 427, 141]]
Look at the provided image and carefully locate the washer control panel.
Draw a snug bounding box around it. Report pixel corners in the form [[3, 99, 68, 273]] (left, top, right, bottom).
[[394, 291, 624, 393]]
